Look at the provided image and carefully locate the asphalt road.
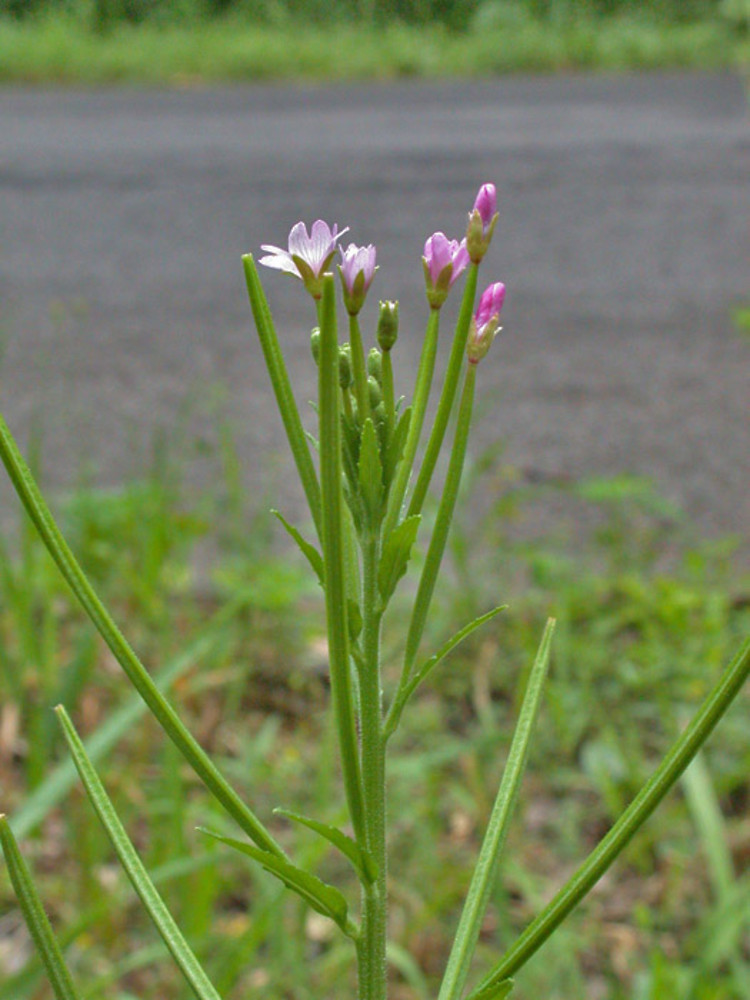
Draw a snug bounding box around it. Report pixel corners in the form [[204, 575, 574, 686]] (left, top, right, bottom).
[[0, 74, 748, 551]]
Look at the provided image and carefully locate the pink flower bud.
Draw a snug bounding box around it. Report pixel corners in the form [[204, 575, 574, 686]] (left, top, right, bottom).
[[472, 183, 497, 234], [338, 243, 377, 315], [260, 220, 348, 299], [422, 232, 470, 309], [466, 182, 499, 264], [468, 282, 505, 363]]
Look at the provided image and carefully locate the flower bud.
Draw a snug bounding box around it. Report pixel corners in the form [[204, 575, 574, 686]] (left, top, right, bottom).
[[367, 347, 383, 385], [367, 375, 382, 410], [377, 300, 399, 351], [466, 183, 499, 264], [338, 343, 353, 389], [339, 243, 377, 316], [467, 282, 505, 364], [423, 232, 470, 309], [310, 327, 321, 365]]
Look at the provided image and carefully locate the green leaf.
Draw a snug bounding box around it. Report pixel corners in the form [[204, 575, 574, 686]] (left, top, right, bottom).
[[274, 808, 378, 885], [408, 605, 508, 698], [272, 509, 324, 586], [55, 707, 222, 1000], [383, 405, 411, 488], [0, 413, 283, 859], [348, 599, 363, 642], [198, 827, 355, 937], [358, 417, 383, 525], [378, 515, 421, 605], [0, 815, 82, 1000], [437, 620, 554, 1000]]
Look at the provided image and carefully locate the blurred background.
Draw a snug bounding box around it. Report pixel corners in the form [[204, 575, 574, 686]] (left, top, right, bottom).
[[1, 2, 749, 999]]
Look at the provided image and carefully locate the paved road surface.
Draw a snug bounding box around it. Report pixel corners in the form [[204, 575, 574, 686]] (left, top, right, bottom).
[[0, 75, 748, 550]]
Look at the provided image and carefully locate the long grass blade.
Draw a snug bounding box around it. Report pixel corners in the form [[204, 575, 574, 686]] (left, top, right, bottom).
[[437, 619, 555, 1000], [0, 815, 82, 1000], [55, 705, 223, 1000], [0, 413, 284, 858]]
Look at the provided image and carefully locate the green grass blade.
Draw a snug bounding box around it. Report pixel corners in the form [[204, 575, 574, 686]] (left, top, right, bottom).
[[467, 634, 750, 996], [55, 706, 224, 1000], [0, 815, 82, 1000], [0, 413, 283, 858], [437, 619, 555, 1000], [10, 631, 217, 840]]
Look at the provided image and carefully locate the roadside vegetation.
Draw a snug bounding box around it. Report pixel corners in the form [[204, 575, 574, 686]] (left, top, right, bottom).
[[1, 416, 748, 999], [0, 0, 747, 82]]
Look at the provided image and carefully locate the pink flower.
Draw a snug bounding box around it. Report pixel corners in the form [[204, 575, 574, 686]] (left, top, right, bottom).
[[466, 183, 499, 264], [260, 220, 348, 299], [472, 183, 497, 235], [338, 243, 377, 315], [422, 232, 470, 309], [468, 282, 505, 363]]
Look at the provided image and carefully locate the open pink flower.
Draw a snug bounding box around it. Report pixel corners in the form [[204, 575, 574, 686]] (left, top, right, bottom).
[[422, 232, 470, 309], [260, 220, 348, 299], [339, 243, 377, 315], [468, 282, 505, 363]]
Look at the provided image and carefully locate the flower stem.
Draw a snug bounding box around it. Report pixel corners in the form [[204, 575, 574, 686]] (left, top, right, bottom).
[[382, 308, 440, 540], [407, 264, 478, 521], [399, 362, 477, 693], [318, 275, 366, 846], [381, 349, 396, 438], [349, 313, 371, 423]]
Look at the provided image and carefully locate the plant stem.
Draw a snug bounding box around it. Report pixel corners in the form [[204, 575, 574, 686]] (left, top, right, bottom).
[[349, 313, 371, 423], [467, 634, 750, 997], [358, 529, 387, 1000], [382, 308, 440, 540], [318, 276, 367, 846], [407, 264, 478, 521], [400, 362, 477, 687]]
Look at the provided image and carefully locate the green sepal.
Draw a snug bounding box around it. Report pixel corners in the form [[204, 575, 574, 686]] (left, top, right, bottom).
[[469, 980, 514, 1000], [272, 510, 324, 586], [358, 418, 383, 525], [274, 808, 378, 885], [378, 515, 421, 606], [383, 406, 411, 490], [198, 828, 354, 936], [0, 816, 81, 1000]]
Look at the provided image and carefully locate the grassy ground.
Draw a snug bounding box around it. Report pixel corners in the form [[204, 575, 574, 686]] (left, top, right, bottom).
[[1, 422, 748, 1000], [0, 12, 746, 84]]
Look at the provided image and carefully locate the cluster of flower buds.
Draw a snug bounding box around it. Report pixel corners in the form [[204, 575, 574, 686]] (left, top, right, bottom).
[[261, 182, 504, 366]]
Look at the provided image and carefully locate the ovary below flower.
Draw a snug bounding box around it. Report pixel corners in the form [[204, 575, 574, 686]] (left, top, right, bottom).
[[467, 281, 505, 363], [338, 243, 377, 316], [260, 220, 348, 299]]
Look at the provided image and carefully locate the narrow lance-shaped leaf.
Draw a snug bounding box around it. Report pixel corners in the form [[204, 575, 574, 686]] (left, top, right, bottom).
[[272, 509, 324, 586], [437, 619, 555, 1000], [0, 414, 284, 858], [466, 634, 750, 997], [378, 514, 421, 608], [274, 808, 378, 885], [55, 706, 223, 1000], [0, 815, 82, 1000], [199, 828, 357, 939]]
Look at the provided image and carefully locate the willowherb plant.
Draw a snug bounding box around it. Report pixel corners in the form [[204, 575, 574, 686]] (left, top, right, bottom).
[[1, 183, 749, 1000]]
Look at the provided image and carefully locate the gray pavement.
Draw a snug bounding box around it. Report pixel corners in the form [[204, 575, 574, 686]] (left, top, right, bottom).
[[0, 74, 748, 550]]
